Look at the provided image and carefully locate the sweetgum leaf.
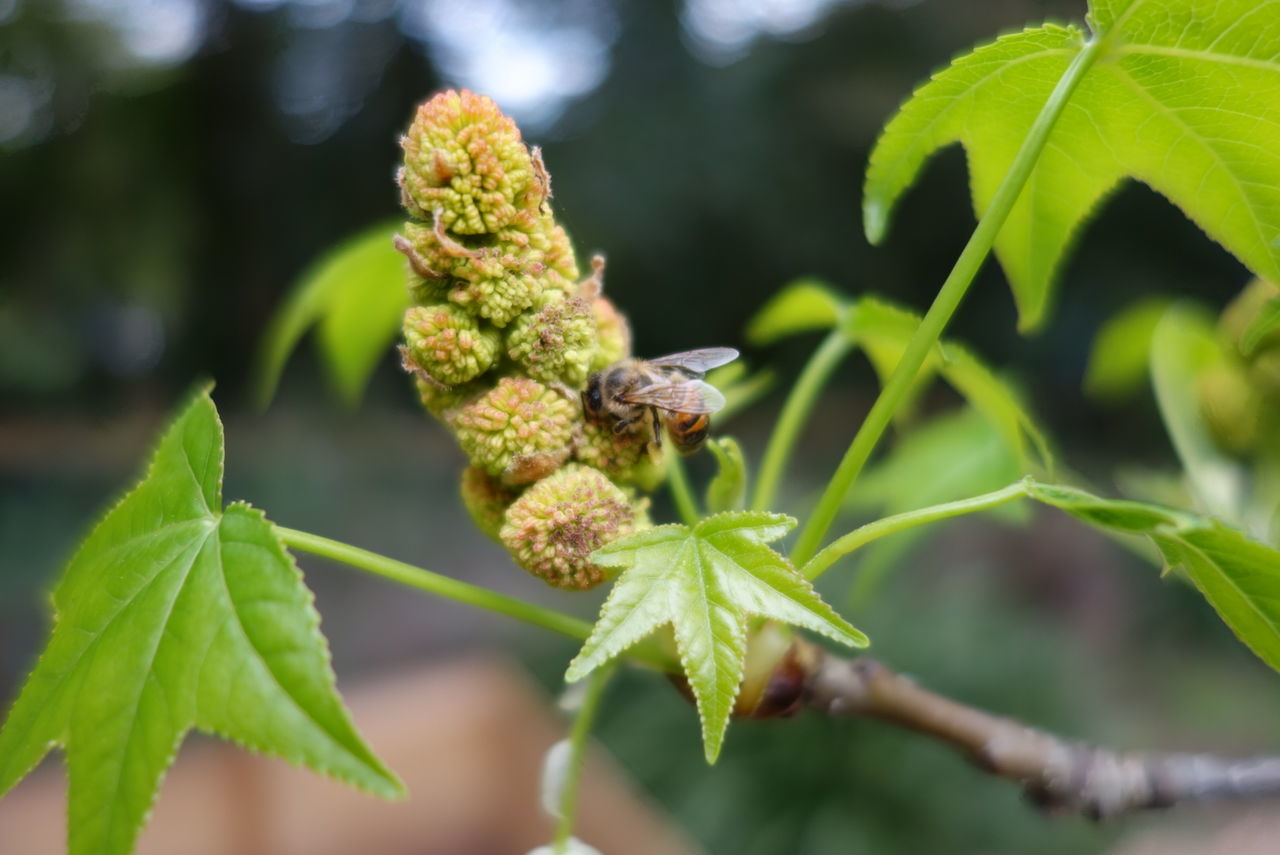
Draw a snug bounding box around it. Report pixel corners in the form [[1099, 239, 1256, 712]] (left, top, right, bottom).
[[0, 387, 402, 855], [565, 512, 866, 762], [1028, 481, 1280, 673], [865, 2, 1280, 330], [254, 221, 407, 407]]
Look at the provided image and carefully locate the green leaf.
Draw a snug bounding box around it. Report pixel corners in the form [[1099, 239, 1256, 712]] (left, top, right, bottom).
[[707, 361, 776, 425], [865, 4, 1280, 330], [254, 221, 407, 407], [1241, 296, 1280, 356], [705, 437, 748, 514], [847, 297, 1052, 471], [1084, 297, 1174, 401], [1027, 481, 1280, 674], [565, 512, 866, 762], [1150, 305, 1245, 523], [843, 408, 1026, 606], [0, 387, 402, 855], [745, 279, 846, 346], [852, 407, 1023, 514]]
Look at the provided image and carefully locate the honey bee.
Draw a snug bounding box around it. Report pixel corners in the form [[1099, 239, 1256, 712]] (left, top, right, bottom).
[[581, 347, 739, 455]]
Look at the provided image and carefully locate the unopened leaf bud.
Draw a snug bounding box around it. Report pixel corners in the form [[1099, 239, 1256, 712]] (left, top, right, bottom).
[[1198, 361, 1261, 454]]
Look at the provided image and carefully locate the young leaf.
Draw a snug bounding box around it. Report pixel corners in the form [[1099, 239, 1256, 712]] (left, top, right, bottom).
[[1027, 481, 1280, 674], [565, 513, 867, 762], [744, 279, 846, 346], [0, 387, 402, 855], [865, 3, 1280, 330], [848, 297, 1052, 471], [1083, 297, 1174, 402], [254, 221, 407, 407], [705, 437, 748, 514], [844, 408, 1024, 605]]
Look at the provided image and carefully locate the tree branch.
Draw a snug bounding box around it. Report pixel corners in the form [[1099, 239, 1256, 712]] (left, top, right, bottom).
[[800, 643, 1280, 819]]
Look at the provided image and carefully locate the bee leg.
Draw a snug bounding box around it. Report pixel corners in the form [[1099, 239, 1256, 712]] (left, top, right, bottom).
[[612, 414, 641, 434], [650, 407, 663, 450]]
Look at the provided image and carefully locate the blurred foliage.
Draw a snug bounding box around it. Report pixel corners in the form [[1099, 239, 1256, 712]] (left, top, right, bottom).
[[4, 0, 1279, 851], [254, 220, 406, 406]]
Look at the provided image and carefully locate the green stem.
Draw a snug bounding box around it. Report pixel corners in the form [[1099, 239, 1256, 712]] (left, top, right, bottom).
[[802, 480, 1031, 582], [789, 35, 1106, 568], [277, 526, 593, 638], [666, 452, 701, 526], [277, 527, 676, 672], [553, 666, 613, 853], [752, 328, 855, 512]]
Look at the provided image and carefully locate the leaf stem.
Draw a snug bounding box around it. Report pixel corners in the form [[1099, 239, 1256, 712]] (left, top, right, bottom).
[[802, 480, 1031, 581], [666, 453, 701, 526], [553, 666, 613, 853], [789, 35, 1106, 568], [277, 529, 678, 673], [277, 525, 594, 638], [752, 328, 855, 512]]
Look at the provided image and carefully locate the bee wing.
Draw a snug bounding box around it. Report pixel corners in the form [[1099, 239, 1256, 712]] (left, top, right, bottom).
[[621, 380, 726, 414], [645, 347, 739, 376]]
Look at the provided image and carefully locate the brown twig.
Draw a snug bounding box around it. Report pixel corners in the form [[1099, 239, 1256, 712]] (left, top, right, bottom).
[[797, 643, 1280, 819]]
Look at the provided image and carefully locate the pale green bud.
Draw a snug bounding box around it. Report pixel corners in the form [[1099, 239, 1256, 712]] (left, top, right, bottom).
[[500, 464, 645, 590]]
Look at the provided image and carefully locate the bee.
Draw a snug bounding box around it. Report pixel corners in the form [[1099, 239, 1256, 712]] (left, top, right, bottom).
[[581, 347, 739, 455]]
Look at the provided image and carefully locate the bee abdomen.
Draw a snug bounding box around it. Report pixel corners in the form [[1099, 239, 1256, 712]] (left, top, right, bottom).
[[669, 412, 709, 454]]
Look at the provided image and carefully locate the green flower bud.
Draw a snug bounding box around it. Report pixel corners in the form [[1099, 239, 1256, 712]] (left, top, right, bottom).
[[573, 419, 666, 490], [506, 291, 598, 387], [460, 465, 520, 541], [401, 346, 488, 416], [403, 304, 501, 386], [500, 464, 644, 590], [452, 377, 575, 484], [398, 89, 543, 234], [401, 220, 554, 327], [590, 295, 632, 371], [545, 223, 580, 281]]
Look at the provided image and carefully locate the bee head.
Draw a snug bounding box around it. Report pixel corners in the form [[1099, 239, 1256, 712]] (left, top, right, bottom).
[[582, 374, 604, 420]]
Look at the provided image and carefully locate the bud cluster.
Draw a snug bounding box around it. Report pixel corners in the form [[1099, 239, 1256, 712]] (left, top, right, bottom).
[[396, 90, 660, 589], [1200, 279, 1280, 455]]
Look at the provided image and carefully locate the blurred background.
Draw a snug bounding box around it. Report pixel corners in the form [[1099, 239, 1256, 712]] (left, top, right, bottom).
[[3, 0, 1278, 853]]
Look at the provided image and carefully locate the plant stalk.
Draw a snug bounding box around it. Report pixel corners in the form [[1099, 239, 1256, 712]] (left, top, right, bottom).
[[752, 328, 855, 512], [789, 35, 1107, 568], [553, 666, 613, 853], [802, 480, 1030, 581], [666, 452, 701, 526], [276, 526, 675, 672], [277, 525, 593, 637]]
